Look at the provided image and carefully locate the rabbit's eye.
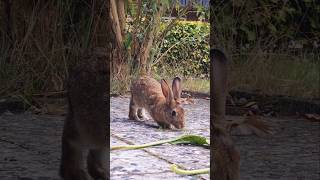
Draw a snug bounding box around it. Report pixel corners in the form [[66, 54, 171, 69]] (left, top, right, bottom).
[[171, 110, 177, 117]]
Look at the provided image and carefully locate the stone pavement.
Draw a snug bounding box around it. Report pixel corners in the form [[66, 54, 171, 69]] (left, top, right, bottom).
[[110, 96, 210, 180], [0, 96, 319, 180], [0, 113, 63, 180]]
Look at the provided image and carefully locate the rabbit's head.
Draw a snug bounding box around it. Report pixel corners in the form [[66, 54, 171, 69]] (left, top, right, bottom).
[[160, 77, 185, 129]]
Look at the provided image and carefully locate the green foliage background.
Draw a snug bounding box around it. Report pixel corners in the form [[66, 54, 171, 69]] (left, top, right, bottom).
[[211, 0, 319, 53], [153, 21, 209, 78]]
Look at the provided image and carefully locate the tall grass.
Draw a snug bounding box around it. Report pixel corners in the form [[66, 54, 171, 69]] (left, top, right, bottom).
[[0, 1, 109, 100], [0, 1, 318, 101], [0, 1, 68, 99], [211, 0, 319, 100], [229, 52, 320, 99]]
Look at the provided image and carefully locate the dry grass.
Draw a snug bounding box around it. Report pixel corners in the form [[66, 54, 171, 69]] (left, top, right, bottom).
[[183, 78, 210, 94], [0, 1, 109, 100], [229, 53, 319, 99], [110, 52, 319, 99], [152, 73, 210, 94], [1, 2, 318, 101]]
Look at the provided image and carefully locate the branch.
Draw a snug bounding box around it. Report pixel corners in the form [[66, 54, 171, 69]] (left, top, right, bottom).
[[116, 0, 126, 36], [131, 0, 142, 56], [156, 0, 193, 43], [138, 1, 164, 74], [110, 0, 123, 47]]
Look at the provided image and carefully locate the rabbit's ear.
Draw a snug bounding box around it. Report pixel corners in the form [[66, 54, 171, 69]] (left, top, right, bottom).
[[161, 79, 174, 103], [172, 77, 182, 99]]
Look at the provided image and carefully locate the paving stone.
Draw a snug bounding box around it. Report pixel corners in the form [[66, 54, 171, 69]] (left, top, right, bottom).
[[111, 97, 210, 179], [0, 96, 318, 180]]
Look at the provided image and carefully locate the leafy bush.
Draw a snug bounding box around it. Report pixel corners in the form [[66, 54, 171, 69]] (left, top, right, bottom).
[[153, 21, 209, 78], [211, 0, 320, 53]]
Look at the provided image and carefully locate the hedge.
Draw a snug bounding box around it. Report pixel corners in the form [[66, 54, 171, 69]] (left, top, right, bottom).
[[154, 21, 209, 78]]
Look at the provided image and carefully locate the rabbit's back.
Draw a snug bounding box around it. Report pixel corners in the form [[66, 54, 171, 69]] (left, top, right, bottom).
[[131, 76, 164, 108], [60, 48, 109, 180], [65, 52, 108, 147]]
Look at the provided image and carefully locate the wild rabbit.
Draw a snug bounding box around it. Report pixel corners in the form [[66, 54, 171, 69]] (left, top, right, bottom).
[[211, 49, 273, 136], [211, 49, 240, 180], [60, 49, 109, 180], [129, 76, 185, 129], [212, 49, 228, 125]]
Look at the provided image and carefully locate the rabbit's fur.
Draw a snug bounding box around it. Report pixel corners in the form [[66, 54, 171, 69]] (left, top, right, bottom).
[[212, 49, 228, 125], [60, 49, 109, 180], [211, 124, 240, 180], [211, 49, 240, 180], [129, 76, 185, 129]]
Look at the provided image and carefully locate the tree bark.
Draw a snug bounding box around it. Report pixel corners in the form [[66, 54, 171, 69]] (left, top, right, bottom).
[[110, 0, 123, 48], [137, 0, 163, 75], [116, 0, 126, 37]]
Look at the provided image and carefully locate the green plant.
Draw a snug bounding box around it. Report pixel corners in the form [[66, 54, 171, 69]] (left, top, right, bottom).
[[111, 134, 210, 175], [211, 0, 319, 53], [111, 134, 209, 150], [153, 21, 209, 77]]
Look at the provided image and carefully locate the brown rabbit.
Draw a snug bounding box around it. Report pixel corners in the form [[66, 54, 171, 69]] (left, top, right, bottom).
[[129, 76, 185, 129], [60, 49, 109, 180], [211, 49, 240, 180]]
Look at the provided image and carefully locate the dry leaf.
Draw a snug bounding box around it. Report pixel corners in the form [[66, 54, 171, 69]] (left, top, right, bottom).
[[227, 115, 274, 137], [243, 101, 257, 108], [177, 97, 195, 105], [304, 113, 320, 122]]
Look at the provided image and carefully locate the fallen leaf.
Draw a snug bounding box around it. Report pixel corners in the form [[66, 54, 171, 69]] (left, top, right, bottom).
[[227, 116, 274, 137], [304, 113, 320, 122], [243, 101, 257, 108]]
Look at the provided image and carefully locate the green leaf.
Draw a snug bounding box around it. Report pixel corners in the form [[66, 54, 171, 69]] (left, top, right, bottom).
[[170, 135, 209, 146], [309, 17, 320, 29], [152, 2, 158, 12], [268, 23, 277, 34], [278, 10, 287, 22], [247, 30, 256, 41], [111, 134, 209, 151], [170, 164, 209, 175], [161, 0, 170, 10], [124, 32, 133, 49], [240, 25, 256, 41]]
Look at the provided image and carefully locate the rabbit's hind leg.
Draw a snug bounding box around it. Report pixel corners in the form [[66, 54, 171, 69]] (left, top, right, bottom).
[[87, 147, 108, 180], [137, 108, 145, 119], [129, 97, 140, 120]]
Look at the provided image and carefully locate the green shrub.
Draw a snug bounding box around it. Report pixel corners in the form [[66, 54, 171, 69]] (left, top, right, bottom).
[[211, 0, 320, 53], [154, 21, 209, 78]]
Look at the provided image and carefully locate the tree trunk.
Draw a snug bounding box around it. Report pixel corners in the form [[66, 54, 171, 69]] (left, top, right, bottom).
[[116, 0, 126, 37], [136, 0, 163, 75], [110, 0, 123, 48]]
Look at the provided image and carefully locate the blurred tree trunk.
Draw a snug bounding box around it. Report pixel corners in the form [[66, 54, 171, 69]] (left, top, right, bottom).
[[110, 0, 127, 80], [110, 0, 165, 77], [116, 0, 126, 37], [2, 0, 13, 43]]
